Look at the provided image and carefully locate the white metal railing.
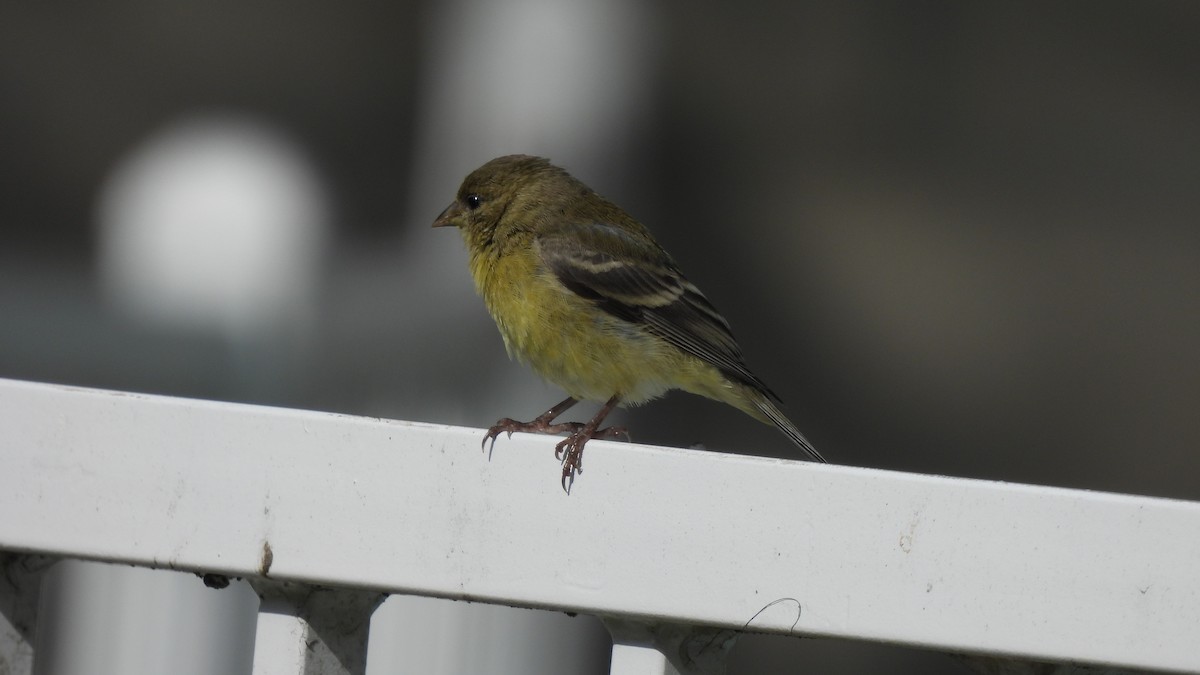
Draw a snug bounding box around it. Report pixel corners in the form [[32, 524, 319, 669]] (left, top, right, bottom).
[[1, 378, 1198, 674]]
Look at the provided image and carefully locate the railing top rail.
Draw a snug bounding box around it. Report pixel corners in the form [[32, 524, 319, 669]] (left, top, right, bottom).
[[2, 378, 1198, 673]]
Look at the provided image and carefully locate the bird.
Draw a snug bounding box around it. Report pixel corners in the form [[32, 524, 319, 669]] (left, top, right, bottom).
[[433, 155, 825, 491]]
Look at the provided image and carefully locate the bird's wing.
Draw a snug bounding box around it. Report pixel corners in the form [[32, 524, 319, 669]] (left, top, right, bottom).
[[536, 223, 779, 399]]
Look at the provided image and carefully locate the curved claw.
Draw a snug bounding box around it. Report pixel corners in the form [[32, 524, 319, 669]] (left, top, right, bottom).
[[481, 417, 540, 457], [556, 435, 585, 494], [482, 430, 502, 458], [479, 396, 625, 493], [481, 419, 517, 457]]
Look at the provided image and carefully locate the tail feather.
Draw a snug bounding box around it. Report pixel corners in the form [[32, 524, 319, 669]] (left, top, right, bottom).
[[755, 397, 827, 463]]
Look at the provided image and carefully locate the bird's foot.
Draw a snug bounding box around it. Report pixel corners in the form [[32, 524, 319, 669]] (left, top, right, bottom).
[[555, 425, 629, 493], [482, 418, 584, 454]]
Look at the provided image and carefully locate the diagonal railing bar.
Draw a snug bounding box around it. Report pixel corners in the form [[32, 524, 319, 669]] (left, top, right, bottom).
[[1, 378, 1198, 674]]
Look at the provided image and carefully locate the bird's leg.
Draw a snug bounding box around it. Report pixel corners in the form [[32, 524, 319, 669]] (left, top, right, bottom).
[[483, 396, 581, 454], [556, 395, 626, 493]]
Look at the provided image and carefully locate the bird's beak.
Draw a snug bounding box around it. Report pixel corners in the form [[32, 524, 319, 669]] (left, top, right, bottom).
[[432, 201, 462, 228]]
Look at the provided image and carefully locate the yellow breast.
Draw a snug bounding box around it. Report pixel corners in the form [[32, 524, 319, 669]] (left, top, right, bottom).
[[468, 244, 721, 405]]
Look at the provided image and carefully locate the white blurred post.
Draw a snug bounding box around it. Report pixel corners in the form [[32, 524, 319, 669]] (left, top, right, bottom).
[[59, 114, 333, 675]]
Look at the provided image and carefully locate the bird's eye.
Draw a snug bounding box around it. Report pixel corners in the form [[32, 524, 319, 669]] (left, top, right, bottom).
[[464, 194, 483, 210]]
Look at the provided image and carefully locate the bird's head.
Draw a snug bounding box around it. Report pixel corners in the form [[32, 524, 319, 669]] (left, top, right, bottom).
[[432, 155, 576, 237]]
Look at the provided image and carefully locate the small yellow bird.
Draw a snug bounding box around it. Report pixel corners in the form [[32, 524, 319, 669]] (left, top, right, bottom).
[[434, 155, 825, 491]]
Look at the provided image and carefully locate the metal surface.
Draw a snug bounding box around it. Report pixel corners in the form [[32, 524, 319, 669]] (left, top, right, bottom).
[[250, 581, 384, 675], [0, 555, 49, 675], [1, 378, 1198, 673]]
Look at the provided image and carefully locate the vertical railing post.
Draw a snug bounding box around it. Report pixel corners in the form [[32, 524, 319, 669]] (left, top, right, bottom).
[[250, 580, 385, 675], [610, 641, 682, 675], [0, 555, 50, 675], [605, 619, 737, 675]]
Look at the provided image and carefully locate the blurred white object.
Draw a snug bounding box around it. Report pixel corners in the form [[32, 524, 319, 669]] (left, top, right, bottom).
[[71, 114, 332, 675], [367, 597, 610, 675], [410, 0, 657, 204], [36, 561, 258, 675], [96, 115, 330, 340]]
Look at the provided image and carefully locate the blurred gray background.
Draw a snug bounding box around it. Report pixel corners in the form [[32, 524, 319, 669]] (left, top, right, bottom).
[[2, 1, 1197, 674]]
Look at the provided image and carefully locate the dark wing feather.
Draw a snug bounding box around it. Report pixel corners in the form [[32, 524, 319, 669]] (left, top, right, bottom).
[[537, 223, 780, 400]]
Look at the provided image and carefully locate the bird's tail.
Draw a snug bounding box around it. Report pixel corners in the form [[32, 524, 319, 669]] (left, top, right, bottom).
[[753, 396, 827, 463]]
